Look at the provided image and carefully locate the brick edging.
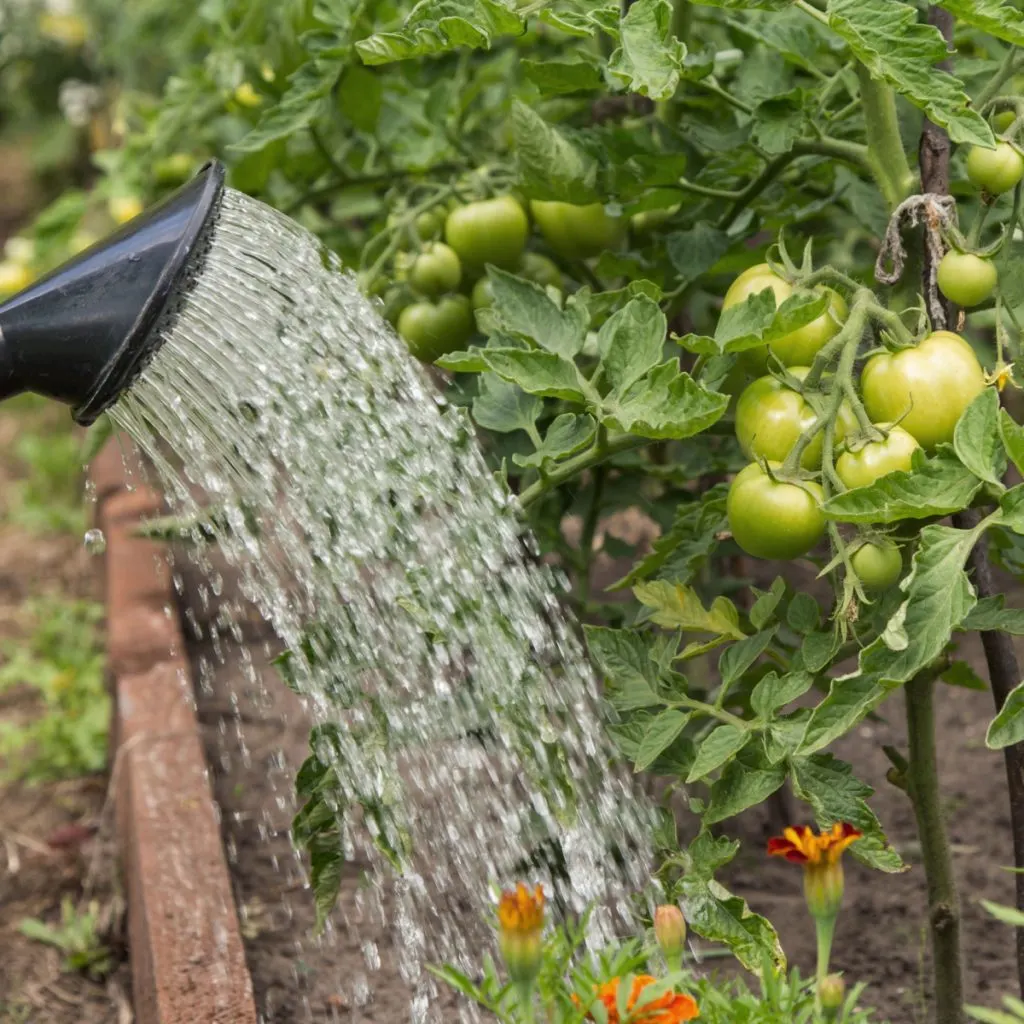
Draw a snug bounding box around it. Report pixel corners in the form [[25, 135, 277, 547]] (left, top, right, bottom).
[[92, 440, 257, 1024]]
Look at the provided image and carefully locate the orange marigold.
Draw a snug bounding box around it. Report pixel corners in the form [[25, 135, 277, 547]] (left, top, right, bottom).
[[497, 883, 544, 984], [767, 823, 861, 919], [584, 974, 699, 1023]]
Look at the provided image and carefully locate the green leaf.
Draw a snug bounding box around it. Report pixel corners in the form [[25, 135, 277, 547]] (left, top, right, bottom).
[[998, 485, 1024, 534], [954, 388, 1005, 488], [980, 899, 1024, 927], [539, 1, 620, 36], [522, 55, 602, 95], [790, 753, 903, 872], [686, 724, 748, 782], [720, 629, 777, 690], [703, 289, 829, 357], [666, 223, 731, 284], [999, 410, 1024, 477], [941, 661, 988, 692], [821, 448, 982, 524], [607, 0, 687, 101], [962, 596, 1024, 635], [599, 295, 667, 396], [309, 838, 345, 931], [337, 65, 382, 131], [356, 0, 523, 64], [800, 676, 890, 755], [510, 101, 600, 203], [634, 580, 746, 637], [987, 681, 1024, 749], [965, 1007, 1024, 1024], [610, 486, 729, 590], [750, 577, 786, 630], [937, 0, 1024, 47], [488, 267, 588, 358], [827, 0, 994, 148], [436, 347, 491, 372], [800, 629, 840, 673], [585, 626, 663, 711], [601, 362, 728, 440], [513, 413, 596, 468], [689, 0, 793, 8], [751, 671, 813, 721], [750, 90, 808, 155], [482, 349, 589, 402], [231, 61, 342, 152], [786, 593, 820, 634], [704, 743, 788, 824], [471, 374, 542, 434], [636, 709, 692, 771]]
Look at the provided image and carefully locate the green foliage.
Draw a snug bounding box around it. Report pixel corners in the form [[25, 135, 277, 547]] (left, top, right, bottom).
[[19, 897, 113, 980]]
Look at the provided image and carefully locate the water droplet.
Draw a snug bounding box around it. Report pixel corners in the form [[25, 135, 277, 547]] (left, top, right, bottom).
[[83, 528, 106, 555]]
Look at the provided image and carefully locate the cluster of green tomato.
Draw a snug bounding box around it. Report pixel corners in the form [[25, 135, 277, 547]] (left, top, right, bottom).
[[723, 263, 986, 592], [392, 196, 623, 362], [936, 125, 1024, 309]]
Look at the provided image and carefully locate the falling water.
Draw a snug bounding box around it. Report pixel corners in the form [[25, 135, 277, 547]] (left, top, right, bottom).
[[110, 189, 657, 1016]]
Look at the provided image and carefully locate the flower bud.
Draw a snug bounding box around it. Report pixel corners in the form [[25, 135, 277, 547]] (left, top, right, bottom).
[[654, 905, 686, 962], [818, 973, 845, 1018], [497, 883, 545, 986]]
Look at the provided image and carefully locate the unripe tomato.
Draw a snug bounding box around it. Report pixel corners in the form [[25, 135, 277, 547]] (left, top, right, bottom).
[[631, 203, 680, 235], [109, 195, 144, 225], [154, 153, 195, 187], [994, 110, 1017, 133], [472, 277, 494, 310], [937, 251, 997, 308], [967, 141, 1024, 194], [0, 261, 32, 298], [529, 200, 624, 260], [723, 264, 846, 369], [397, 295, 473, 363], [836, 424, 919, 489], [861, 332, 986, 450], [410, 242, 462, 297], [393, 250, 415, 283], [518, 252, 562, 288], [734, 367, 857, 470], [415, 209, 444, 241], [726, 462, 825, 560], [851, 539, 903, 592], [445, 196, 529, 271]]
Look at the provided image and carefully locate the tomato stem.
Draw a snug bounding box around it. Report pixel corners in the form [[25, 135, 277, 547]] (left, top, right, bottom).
[[518, 435, 647, 509], [855, 65, 916, 210], [976, 47, 1024, 113]]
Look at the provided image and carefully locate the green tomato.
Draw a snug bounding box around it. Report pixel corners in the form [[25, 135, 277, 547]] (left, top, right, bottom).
[[410, 242, 462, 297], [835, 424, 920, 489], [993, 110, 1017, 133], [726, 462, 825, 560], [630, 203, 680, 235], [861, 331, 987, 450], [851, 539, 903, 593], [723, 264, 847, 369], [967, 141, 1024, 194], [445, 196, 529, 271], [397, 295, 473, 363], [415, 209, 445, 241], [734, 367, 857, 470], [529, 200, 624, 260], [937, 251, 998, 308], [471, 277, 494, 310], [518, 251, 562, 288]]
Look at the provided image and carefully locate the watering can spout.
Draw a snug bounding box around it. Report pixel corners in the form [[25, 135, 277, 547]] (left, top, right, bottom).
[[0, 160, 225, 425]]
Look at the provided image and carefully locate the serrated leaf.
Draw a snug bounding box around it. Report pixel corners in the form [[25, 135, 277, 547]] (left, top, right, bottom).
[[786, 593, 820, 634], [987, 681, 1024, 749], [941, 661, 988, 691], [686, 724, 748, 782], [488, 268, 587, 358], [635, 580, 746, 637], [522, 54, 602, 95], [666, 223, 731, 284], [585, 626, 663, 711], [231, 61, 341, 152], [607, 0, 687, 101], [513, 413, 595, 468], [800, 676, 891, 755], [750, 577, 786, 630], [689, 0, 793, 8], [827, 0, 994, 148], [436, 347, 491, 372], [471, 373, 542, 434], [636, 710, 692, 771], [338, 65, 382, 131], [599, 295, 667, 396], [954, 388, 1005, 488], [510, 101, 600, 203], [713, 289, 829, 356], [800, 629, 839, 673], [356, 0, 523, 64], [539, 1, 620, 36], [483, 349, 589, 402], [938, 0, 1024, 47], [821, 448, 982, 524], [601, 362, 728, 440], [720, 629, 777, 690], [962, 596, 1024, 634], [704, 745, 788, 824], [980, 899, 1024, 928], [1000, 410, 1024, 477], [750, 90, 808, 155], [751, 671, 813, 721]]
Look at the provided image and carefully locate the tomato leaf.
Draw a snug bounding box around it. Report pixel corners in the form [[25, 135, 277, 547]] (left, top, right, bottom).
[[940, 661, 988, 691], [607, 0, 687, 101], [600, 362, 729, 440], [821, 448, 983, 524], [636, 709, 692, 771], [750, 577, 786, 630], [666, 223, 731, 284], [513, 413, 596, 468], [799, 675, 891, 756], [751, 670, 813, 721], [1000, 410, 1024, 478], [826, 0, 993, 148], [720, 629, 777, 691], [704, 743, 788, 824], [487, 267, 588, 358], [599, 295, 667, 396], [482, 349, 590, 402], [686, 724, 748, 782], [750, 89, 809, 156], [522, 55, 603, 95], [954, 388, 1005, 488], [634, 580, 746, 637], [937, 0, 1024, 48], [356, 0, 524, 65], [987, 681, 1024, 749], [509, 101, 600, 203], [962, 596, 1024, 635], [585, 626, 664, 711], [470, 374, 543, 434]]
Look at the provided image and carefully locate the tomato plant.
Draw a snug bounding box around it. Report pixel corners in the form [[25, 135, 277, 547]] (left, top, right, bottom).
[[29, 0, 1024, 1018]]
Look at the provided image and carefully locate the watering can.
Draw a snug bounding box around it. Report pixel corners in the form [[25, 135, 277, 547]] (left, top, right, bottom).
[[0, 160, 226, 424]]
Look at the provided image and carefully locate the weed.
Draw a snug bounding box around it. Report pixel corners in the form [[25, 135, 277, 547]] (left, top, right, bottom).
[[19, 897, 112, 980]]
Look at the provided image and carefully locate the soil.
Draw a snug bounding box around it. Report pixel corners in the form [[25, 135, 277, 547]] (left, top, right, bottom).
[[0, 401, 130, 1023]]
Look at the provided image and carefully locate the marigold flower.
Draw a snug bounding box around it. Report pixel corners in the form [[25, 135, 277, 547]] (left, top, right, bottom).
[[767, 822, 861, 920], [818, 973, 846, 1018], [582, 974, 699, 1023], [654, 905, 686, 964], [497, 883, 545, 984]]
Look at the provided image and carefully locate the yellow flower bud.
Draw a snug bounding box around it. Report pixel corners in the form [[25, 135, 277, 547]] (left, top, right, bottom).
[[497, 883, 544, 986], [818, 973, 846, 1018], [654, 905, 686, 962]]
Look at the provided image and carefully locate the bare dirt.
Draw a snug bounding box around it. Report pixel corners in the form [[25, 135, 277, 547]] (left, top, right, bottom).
[[0, 401, 130, 1024]]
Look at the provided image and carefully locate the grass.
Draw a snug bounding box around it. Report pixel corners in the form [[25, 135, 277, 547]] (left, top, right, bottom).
[[19, 897, 112, 980]]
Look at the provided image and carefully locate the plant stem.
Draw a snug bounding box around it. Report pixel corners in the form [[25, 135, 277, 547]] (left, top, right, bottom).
[[671, 0, 691, 40], [856, 64, 916, 209], [518, 435, 646, 509], [904, 673, 964, 1024], [815, 914, 837, 983], [976, 47, 1023, 113]]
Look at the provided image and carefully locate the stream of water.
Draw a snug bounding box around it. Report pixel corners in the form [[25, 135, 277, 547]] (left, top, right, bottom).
[[109, 188, 657, 1019]]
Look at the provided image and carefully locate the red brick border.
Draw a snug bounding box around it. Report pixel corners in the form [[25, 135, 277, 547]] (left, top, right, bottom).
[[92, 439, 257, 1024]]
